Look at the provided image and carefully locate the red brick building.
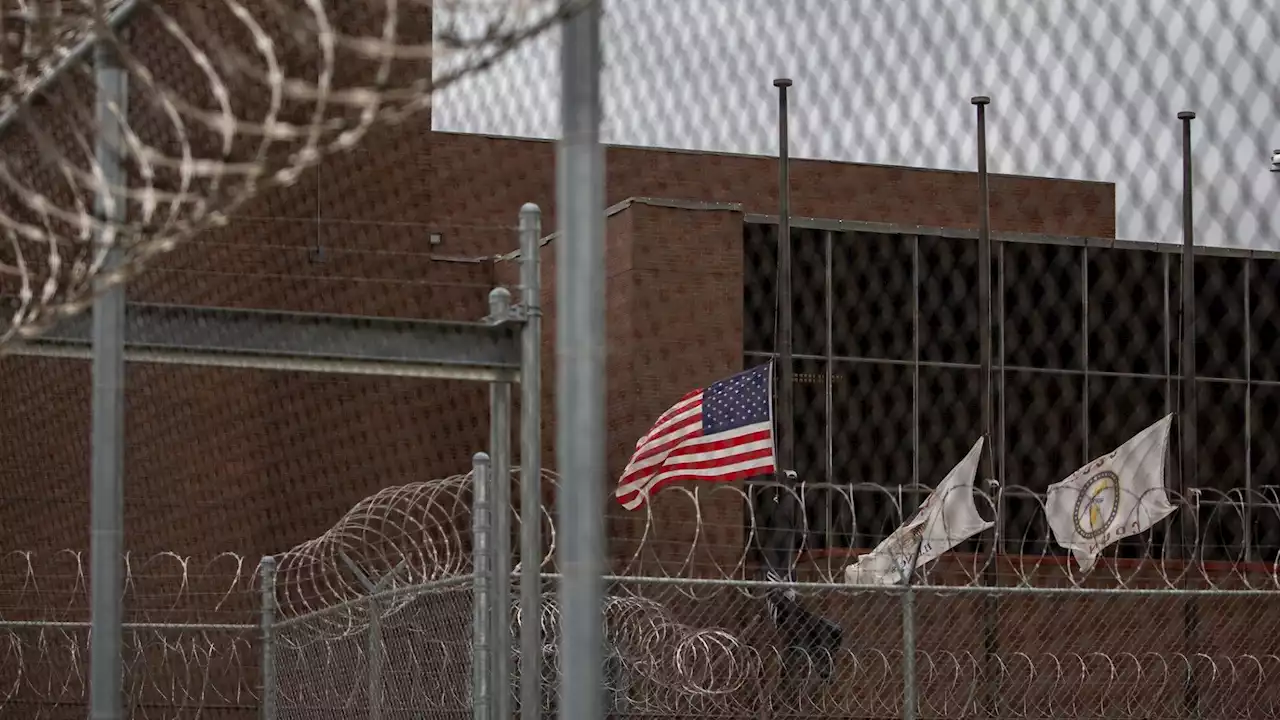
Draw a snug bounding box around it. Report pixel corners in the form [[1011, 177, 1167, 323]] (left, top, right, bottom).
[[0, 112, 1116, 566], [0, 0, 1119, 585]]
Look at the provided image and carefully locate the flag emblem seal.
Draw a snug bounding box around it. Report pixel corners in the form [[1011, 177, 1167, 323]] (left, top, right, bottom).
[[1073, 470, 1120, 539]]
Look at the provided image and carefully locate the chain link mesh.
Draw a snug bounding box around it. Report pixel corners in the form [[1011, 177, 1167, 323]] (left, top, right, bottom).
[[1, 0, 1279, 718], [259, 473, 1280, 719], [0, 551, 259, 717], [0, 0, 578, 343]]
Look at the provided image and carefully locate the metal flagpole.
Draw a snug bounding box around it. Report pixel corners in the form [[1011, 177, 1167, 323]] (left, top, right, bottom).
[[89, 37, 128, 720], [972, 94, 1002, 720], [1177, 108, 1201, 719], [774, 77, 795, 481]]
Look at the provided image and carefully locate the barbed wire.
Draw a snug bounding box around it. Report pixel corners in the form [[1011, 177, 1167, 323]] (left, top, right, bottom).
[[271, 467, 558, 633], [7, 473, 1279, 621], [0, 548, 258, 622], [0, 0, 583, 348], [265, 470, 1280, 717], [0, 623, 259, 717], [7, 468, 1280, 717]]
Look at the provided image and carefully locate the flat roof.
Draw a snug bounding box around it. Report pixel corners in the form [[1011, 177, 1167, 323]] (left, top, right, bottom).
[[502, 195, 1273, 262]]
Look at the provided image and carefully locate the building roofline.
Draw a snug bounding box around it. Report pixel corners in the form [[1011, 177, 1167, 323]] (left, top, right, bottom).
[[433, 129, 1117, 189], [498, 194, 1275, 262], [747, 212, 1274, 259]]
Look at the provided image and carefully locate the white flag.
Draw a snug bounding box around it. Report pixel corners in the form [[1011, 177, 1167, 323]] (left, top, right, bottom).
[[1045, 414, 1176, 574], [844, 438, 993, 586]]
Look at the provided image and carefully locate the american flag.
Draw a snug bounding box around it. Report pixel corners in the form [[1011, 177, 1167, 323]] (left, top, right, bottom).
[[614, 363, 776, 510]]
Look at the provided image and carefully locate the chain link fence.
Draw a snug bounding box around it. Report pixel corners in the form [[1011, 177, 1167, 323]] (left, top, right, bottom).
[[0, 0, 1279, 719], [0, 551, 260, 718], [5, 473, 1280, 718]]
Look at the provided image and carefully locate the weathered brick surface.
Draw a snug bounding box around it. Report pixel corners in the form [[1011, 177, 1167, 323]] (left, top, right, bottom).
[[0, 134, 1116, 568]]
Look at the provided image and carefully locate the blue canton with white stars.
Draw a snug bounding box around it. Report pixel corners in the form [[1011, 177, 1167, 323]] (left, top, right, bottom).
[[702, 364, 772, 435]]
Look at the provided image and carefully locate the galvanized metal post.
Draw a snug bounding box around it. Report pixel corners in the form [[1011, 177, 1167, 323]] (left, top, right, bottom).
[[774, 77, 795, 477], [557, 0, 606, 716], [89, 37, 128, 720], [259, 556, 277, 720], [472, 452, 493, 720], [901, 533, 926, 720], [368, 595, 384, 720], [901, 587, 917, 720], [489, 287, 514, 720], [518, 203, 544, 720], [338, 551, 401, 720]]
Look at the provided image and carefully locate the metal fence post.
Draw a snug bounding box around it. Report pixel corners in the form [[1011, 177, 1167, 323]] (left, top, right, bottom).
[[89, 36, 128, 720], [557, 1, 606, 718], [519, 203, 544, 720], [489, 287, 514, 720], [902, 586, 918, 720], [472, 452, 493, 720], [338, 551, 402, 720], [259, 556, 277, 720], [368, 594, 384, 720]]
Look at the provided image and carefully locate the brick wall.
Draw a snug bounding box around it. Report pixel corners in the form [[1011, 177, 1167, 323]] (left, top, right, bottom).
[[0, 133, 1116, 567], [428, 132, 1117, 242], [0, 6, 1171, 719]]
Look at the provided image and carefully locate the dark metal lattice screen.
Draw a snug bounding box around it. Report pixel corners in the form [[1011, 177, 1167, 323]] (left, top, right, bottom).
[[744, 220, 1280, 563]]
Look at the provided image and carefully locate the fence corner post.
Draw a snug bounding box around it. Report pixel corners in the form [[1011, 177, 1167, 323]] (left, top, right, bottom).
[[260, 555, 278, 720]]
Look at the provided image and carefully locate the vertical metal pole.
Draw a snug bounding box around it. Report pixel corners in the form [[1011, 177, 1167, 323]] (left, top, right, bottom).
[[1164, 253, 1172, 416], [899, 525, 931, 719], [824, 229, 833, 482], [1178, 109, 1201, 720], [260, 556, 277, 720], [472, 452, 493, 720], [972, 95, 994, 478], [368, 594, 383, 720], [1083, 250, 1091, 462], [557, 1, 605, 718], [972, 94, 1000, 720], [489, 288, 514, 720], [519, 203, 544, 720], [1178, 109, 1198, 525], [912, 236, 920, 488], [824, 230, 834, 547], [774, 77, 795, 477], [1244, 263, 1253, 563], [902, 586, 917, 720], [90, 38, 127, 720], [995, 240, 1007, 549]]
